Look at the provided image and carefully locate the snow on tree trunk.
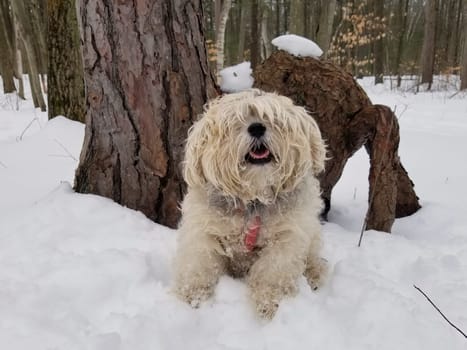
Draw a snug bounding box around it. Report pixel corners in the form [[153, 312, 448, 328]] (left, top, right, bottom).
[[74, 0, 217, 228], [254, 50, 421, 232]]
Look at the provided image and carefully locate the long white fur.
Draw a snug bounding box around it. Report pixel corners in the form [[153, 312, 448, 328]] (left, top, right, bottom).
[[173, 89, 327, 319]]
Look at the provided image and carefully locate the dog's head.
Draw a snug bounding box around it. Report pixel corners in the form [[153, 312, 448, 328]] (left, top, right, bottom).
[[184, 89, 326, 204]]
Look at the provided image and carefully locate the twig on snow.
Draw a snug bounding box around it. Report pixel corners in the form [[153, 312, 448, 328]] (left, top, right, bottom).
[[394, 104, 409, 120], [414, 284, 467, 339], [53, 139, 78, 161], [17, 117, 40, 141]]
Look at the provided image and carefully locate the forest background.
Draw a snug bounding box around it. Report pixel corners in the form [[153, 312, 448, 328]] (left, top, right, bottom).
[[1, 0, 467, 117]]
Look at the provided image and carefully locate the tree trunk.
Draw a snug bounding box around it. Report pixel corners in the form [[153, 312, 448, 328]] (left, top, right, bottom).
[[30, 0, 47, 74], [447, 0, 462, 68], [288, 0, 305, 35], [236, 0, 247, 62], [260, 5, 271, 60], [373, 0, 384, 84], [254, 50, 421, 233], [250, 0, 261, 69], [316, 0, 336, 57], [0, 30, 15, 93], [215, 0, 232, 82], [275, 0, 281, 36], [460, 0, 467, 90], [395, 0, 409, 87], [11, 0, 47, 110], [74, 0, 218, 228], [0, 0, 15, 93], [13, 20, 25, 100], [420, 0, 438, 89], [47, 0, 86, 122]]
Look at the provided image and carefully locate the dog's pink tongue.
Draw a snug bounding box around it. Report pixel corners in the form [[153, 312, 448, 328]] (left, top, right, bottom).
[[249, 149, 270, 159]]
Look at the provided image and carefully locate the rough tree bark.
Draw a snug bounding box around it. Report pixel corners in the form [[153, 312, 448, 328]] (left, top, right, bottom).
[[74, 0, 217, 228], [254, 50, 421, 232], [47, 0, 86, 122]]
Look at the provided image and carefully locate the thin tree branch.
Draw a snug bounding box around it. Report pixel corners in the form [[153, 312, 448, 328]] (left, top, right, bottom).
[[414, 284, 467, 339], [53, 139, 78, 161], [17, 117, 40, 141]]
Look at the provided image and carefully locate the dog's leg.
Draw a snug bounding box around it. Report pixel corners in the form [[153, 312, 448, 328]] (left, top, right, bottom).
[[304, 256, 328, 290], [173, 234, 226, 308], [247, 236, 307, 319], [303, 234, 328, 290]]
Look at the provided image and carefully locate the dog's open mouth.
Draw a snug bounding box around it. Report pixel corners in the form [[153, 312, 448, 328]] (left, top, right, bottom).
[[245, 143, 273, 165]]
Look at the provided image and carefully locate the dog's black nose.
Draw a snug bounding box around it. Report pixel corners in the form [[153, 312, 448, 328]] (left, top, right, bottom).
[[248, 123, 266, 138]]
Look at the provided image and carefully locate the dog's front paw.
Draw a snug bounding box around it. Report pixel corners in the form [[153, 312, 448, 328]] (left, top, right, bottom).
[[250, 284, 292, 319], [304, 257, 328, 290], [174, 282, 215, 308], [255, 298, 279, 319]]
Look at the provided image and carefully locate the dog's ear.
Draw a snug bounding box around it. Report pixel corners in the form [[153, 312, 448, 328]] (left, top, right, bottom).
[[184, 117, 209, 187], [306, 116, 327, 175]]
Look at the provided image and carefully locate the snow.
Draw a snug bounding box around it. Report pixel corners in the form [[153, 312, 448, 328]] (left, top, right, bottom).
[[1, 78, 467, 349], [219, 61, 254, 93], [271, 34, 323, 58]]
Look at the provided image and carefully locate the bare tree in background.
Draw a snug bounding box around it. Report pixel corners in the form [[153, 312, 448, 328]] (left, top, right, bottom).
[[47, 0, 86, 122], [250, 0, 261, 69], [373, 0, 385, 84], [74, 0, 217, 228], [215, 0, 232, 81], [10, 0, 46, 110], [0, 0, 15, 93], [420, 0, 438, 89], [289, 0, 305, 35], [461, 0, 467, 89], [395, 0, 409, 87], [316, 0, 337, 57]]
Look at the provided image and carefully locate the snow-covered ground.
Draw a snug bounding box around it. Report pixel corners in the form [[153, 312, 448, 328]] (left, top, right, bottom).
[[1, 78, 466, 350]]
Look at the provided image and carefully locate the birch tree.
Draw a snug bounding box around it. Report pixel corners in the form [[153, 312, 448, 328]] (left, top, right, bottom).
[[215, 0, 232, 81]]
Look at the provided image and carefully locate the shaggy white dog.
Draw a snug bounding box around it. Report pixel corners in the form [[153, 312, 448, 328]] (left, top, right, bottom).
[[173, 89, 327, 319]]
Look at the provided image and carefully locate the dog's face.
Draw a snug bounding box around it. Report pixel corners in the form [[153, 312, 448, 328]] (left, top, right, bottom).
[[184, 89, 326, 204]]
